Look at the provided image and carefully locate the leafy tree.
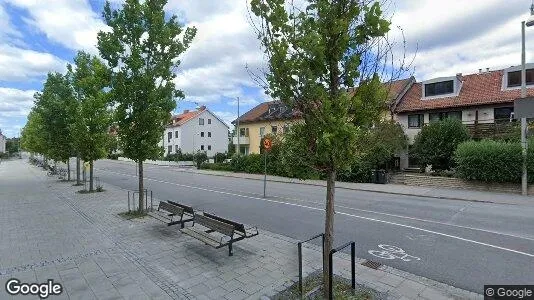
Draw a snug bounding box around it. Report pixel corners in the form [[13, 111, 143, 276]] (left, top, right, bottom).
[[33, 72, 77, 177], [6, 138, 20, 155], [251, 0, 397, 292], [21, 110, 48, 157], [97, 0, 196, 211], [412, 118, 470, 171], [364, 120, 408, 169], [69, 51, 112, 192]]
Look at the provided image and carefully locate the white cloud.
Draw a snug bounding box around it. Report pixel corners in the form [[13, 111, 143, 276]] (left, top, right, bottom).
[[0, 45, 67, 82], [390, 0, 534, 80], [0, 88, 36, 118], [213, 111, 237, 128], [172, 0, 266, 105], [0, 4, 22, 43], [6, 0, 108, 53]]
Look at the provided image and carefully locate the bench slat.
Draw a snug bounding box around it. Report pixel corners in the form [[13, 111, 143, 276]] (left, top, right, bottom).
[[167, 201, 194, 215], [194, 214, 234, 237], [148, 211, 172, 223], [159, 202, 184, 216], [204, 212, 246, 235], [180, 228, 222, 248]]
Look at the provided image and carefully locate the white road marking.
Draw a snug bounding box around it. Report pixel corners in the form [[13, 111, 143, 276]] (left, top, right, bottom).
[[98, 163, 534, 243], [367, 244, 421, 262], [97, 168, 534, 258]]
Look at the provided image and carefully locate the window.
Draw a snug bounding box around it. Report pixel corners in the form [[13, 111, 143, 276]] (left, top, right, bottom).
[[208, 145, 211, 150], [208, 119, 212, 124], [259, 127, 265, 137], [175, 131, 178, 138], [201, 145, 204, 150], [429, 111, 462, 123], [283, 125, 290, 133], [199, 118, 204, 125], [507, 69, 534, 87], [271, 126, 278, 134], [424, 80, 454, 97], [201, 132, 204, 137], [494, 107, 514, 122], [167, 146, 172, 154], [208, 132, 211, 137], [239, 128, 249, 137], [175, 145, 179, 152], [167, 132, 172, 141], [408, 114, 424, 128]]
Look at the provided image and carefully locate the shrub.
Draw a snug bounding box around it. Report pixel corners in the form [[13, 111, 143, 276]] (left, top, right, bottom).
[[201, 162, 233, 171], [412, 118, 470, 171], [213, 152, 227, 163], [193, 151, 208, 169], [454, 139, 522, 183], [107, 153, 120, 160]]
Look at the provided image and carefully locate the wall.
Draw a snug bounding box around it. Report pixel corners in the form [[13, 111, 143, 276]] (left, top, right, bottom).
[[393, 174, 534, 195], [237, 119, 299, 154]]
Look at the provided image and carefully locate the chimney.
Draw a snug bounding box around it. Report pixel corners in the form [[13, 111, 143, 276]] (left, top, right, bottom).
[[486, 68, 490, 72], [183, 109, 189, 114], [198, 105, 206, 111], [456, 73, 463, 81], [479, 68, 482, 73]]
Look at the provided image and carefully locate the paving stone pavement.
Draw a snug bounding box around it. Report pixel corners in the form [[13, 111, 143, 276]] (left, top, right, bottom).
[[0, 160, 482, 299]]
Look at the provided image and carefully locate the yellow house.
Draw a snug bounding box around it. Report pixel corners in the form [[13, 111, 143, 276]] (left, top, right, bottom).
[[232, 101, 299, 154], [233, 78, 414, 154]]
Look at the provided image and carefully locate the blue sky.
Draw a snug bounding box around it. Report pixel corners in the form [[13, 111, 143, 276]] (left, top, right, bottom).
[[0, 0, 533, 137]]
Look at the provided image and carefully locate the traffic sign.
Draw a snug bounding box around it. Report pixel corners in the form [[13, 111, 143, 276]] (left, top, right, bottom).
[[263, 138, 272, 151]]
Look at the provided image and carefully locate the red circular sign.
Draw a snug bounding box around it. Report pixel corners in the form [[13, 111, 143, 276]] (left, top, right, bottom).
[[263, 138, 272, 151]]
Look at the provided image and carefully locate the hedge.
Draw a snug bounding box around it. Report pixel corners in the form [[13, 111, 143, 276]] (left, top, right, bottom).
[[454, 139, 534, 183]]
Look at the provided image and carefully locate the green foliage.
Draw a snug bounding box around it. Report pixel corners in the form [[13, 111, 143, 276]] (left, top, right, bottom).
[[193, 151, 208, 169], [412, 118, 470, 171], [213, 152, 227, 163], [250, 0, 391, 175], [32, 72, 77, 162], [6, 138, 20, 154], [69, 51, 112, 165], [97, 0, 197, 163], [363, 120, 408, 168], [201, 162, 233, 172], [164, 151, 194, 161], [21, 110, 48, 155], [455, 138, 534, 183]]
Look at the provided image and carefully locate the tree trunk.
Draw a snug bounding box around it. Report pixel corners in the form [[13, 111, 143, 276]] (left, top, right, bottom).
[[323, 169, 336, 298], [89, 161, 94, 192], [67, 159, 70, 181], [138, 160, 144, 212], [76, 156, 81, 185]]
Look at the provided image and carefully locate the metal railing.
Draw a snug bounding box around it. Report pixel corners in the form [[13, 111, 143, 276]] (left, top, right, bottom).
[[297, 233, 325, 297], [328, 241, 356, 300], [127, 189, 153, 212]]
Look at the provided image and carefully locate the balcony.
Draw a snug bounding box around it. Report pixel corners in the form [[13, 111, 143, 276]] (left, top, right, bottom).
[[232, 136, 249, 145]]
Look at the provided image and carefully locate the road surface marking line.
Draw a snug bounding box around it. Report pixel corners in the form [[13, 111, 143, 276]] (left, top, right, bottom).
[[98, 169, 534, 258]]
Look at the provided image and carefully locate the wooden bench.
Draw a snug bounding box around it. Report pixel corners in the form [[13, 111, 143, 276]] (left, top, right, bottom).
[[180, 213, 258, 256], [148, 201, 193, 228]]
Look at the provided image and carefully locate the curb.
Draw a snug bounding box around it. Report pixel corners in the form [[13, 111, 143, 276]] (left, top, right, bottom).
[[103, 159, 516, 206]]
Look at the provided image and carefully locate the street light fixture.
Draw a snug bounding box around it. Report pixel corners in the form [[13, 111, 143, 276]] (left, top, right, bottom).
[[520, 2, 534, 195]]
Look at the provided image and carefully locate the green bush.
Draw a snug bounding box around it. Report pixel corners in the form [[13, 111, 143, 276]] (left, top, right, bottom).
[[412, 118, 470, 171], [201, 162, 233, 171], [213, 152, 227, 163], [107, 153, 120, 160], [193, 151, 208, 169], [454, 139, 523, 183]]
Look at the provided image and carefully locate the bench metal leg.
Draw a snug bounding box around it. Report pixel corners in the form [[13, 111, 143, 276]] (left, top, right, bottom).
[[228, 242, 233, 256]]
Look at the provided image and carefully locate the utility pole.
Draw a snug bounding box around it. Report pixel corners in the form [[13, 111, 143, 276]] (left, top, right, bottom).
[[521, 21, 528, 196]]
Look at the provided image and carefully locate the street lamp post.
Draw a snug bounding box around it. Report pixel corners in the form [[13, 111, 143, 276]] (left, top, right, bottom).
[[520, 3, 534, 195]]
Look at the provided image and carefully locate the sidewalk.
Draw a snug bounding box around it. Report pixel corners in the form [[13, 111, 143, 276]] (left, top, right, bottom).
[[123, 161, 534, 206], [0, 160, 480, 299]]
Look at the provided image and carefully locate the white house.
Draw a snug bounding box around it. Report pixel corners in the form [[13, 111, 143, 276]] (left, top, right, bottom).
[[0, 131, 5, 153], [161, 106, 229, 157]]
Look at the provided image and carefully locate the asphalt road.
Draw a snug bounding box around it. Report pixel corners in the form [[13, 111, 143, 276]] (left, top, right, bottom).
[[93, 159, 534, 294]]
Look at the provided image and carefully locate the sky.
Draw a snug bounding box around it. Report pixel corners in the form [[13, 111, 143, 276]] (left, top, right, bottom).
[[0, 0, 533, 137]]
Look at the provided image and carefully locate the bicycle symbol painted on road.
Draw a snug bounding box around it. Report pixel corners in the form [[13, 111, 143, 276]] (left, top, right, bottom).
[[368, 245, 421, 262]]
